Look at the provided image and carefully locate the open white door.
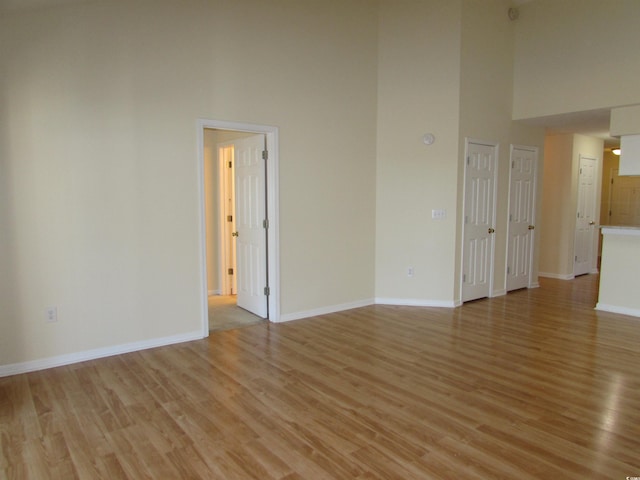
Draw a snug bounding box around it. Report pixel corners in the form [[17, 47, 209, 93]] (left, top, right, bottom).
[[218, 144, 237, 295], [462, 140, 498, 302], [234, 134, 268, 318], [574, 155, 597, 277], [506, 146, 537, 291]]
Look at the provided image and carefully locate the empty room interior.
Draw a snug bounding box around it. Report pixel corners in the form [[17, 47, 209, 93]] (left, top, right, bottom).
[[1, 0, 640, 478]]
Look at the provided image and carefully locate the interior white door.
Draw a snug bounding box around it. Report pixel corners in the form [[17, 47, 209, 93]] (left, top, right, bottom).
[[506, 146, 537, 291], [218, 144, 237, 295], [234, 134, 268, 318], [609, 168, 640, 226], [574, 155, 597, 277], [462, 141, 497, 302]]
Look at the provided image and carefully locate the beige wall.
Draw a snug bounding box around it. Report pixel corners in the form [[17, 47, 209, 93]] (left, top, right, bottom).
[[513, 0, 640, 119], [598, 231, 640, 315], [0, 0, 378, 367], [374, 0, 545, 305], [1, 0, 634, 371], [539, 134, 603, 277], [375, 0, 462, 304], [458, 0, 545, 296]]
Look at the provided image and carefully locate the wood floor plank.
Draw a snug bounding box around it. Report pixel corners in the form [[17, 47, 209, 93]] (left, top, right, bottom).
[[2, 275, 640, 478]]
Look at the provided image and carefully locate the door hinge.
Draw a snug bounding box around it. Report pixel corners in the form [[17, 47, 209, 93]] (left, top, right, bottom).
[[228, 161, 232, 168], [264, 286, 270, 296], [509, 213, 513, 222], [466, 156, 470, 165], [507, 266, 510, 274], [262, 150, 268, 161], [609, 210, 612, 216], [463, 274, 467, 282], [611, 178, 614, 184], [263, 219, 269, 229], [228, 268, 234, 275], [227, 215, 233, 222], [512, 160, 515, 168], [575, 255, 578, 262]]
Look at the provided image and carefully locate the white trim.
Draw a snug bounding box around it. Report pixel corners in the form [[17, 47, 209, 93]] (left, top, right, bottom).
[[208, 289, 221, 296], [0, 331, 203, 378], [196, 119, 280, 331], [278, 299, 375, 323], [529, 281, 540, 288], [601, 226, 640, 237], [538, 272, 575, 280], [375, 298, 457, 308], [492, 288, 507, 297], [595, 303, 640, 318]]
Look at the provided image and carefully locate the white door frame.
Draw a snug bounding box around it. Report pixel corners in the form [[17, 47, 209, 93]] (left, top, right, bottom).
[[460, 138, 499, 302], [196, 119, 280, 336], [505, 144, 538, 291]]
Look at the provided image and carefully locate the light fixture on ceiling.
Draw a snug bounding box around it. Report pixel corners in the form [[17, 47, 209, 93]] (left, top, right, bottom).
[[612, 147, 621, 156]]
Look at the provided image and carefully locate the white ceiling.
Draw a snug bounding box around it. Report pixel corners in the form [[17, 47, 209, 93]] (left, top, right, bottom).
[[517, 108, 619, 148]]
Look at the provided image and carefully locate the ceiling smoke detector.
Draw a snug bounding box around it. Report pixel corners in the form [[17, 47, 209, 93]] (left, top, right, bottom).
[[508, 7, 520, 21]]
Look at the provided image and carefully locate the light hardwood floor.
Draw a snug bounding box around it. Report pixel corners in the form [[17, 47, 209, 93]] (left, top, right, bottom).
[[2, 275, 640, 479]]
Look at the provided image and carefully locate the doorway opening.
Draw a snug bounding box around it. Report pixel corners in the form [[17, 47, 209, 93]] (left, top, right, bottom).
[[197, 119, 279, 336]]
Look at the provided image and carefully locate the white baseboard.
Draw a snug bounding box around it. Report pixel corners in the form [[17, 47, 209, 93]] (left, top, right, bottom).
[[208, 289, 221, 296], [595, 303, 640, 318], [529, 281, 540, 288], [277, 298, 375, 323], [538, 272, 575, 280], [375, 298, 457, 308], [492, 289, 507, 297], [0, 330, 204, 378]]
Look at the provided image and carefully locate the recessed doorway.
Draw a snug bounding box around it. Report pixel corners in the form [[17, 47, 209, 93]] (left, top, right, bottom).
[[197, 119, 280, 336]]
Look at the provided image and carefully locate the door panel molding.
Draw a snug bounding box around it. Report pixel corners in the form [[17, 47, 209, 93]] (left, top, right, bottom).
[[574, 155, 597, 276], [461, 139, 498, 302], [506, 145, 538, 292]]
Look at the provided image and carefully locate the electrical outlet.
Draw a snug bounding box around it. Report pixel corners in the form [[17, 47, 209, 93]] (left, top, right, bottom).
[[407, 267, 414, 277], [45, 306, 58, 323]]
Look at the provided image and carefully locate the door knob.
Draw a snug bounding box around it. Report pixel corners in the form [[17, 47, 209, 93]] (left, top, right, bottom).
[[589, 221, 595, 225], [232, 232, 239, 237], [488, 228, 495, 234], [528, 225, 535, 230]]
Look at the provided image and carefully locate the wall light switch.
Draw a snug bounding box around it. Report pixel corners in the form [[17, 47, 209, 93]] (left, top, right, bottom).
[[432, 209, 446, 220]]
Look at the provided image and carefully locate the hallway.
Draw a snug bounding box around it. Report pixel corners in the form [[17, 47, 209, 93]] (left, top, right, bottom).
[[208, 294, 264, 331]]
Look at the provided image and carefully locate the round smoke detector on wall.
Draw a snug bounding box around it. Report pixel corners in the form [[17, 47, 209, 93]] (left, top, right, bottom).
[[422, 133, 435, 145]]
